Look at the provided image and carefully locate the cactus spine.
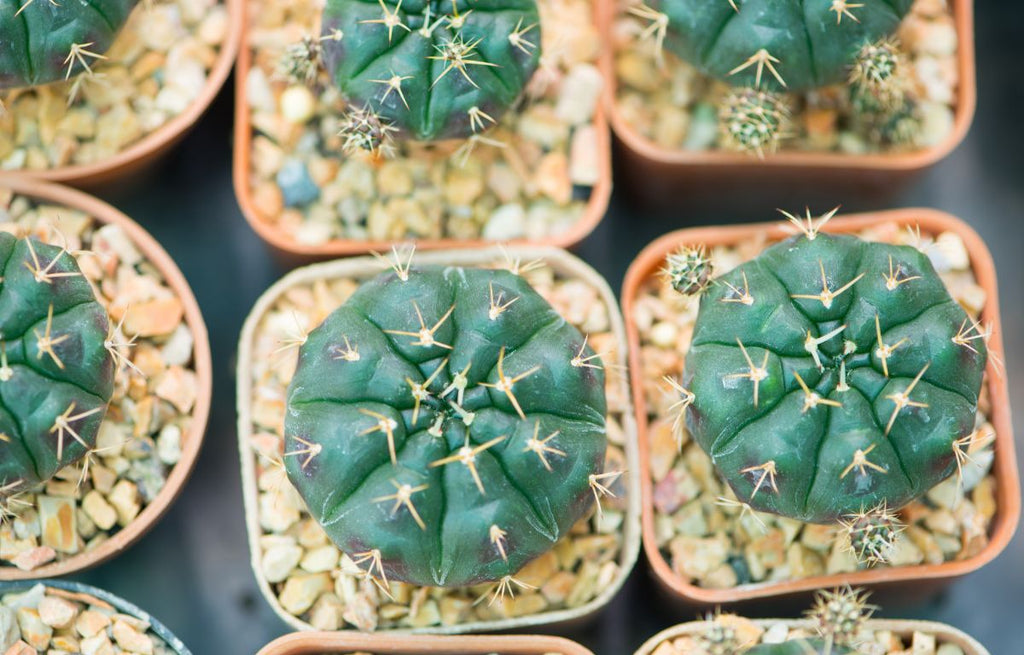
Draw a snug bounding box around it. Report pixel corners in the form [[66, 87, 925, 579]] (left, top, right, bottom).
[[283, 257, 608, 589], [0, 234, 116, 504]]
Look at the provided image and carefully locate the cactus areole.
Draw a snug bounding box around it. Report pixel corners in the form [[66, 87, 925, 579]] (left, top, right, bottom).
[[682, 231, 986, 524], [0, 0, 140, 90], [0, 234, 115, 499], [652, 0, 913, 92], [320, 0, 542, 141], [284, 264, 607, 587]]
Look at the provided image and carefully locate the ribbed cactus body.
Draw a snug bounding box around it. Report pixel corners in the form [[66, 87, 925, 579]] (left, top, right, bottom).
[[0, 0, 139, 90], [321, 0, 541, 141], [683, 232, 986, 524], [652, 0, 912, 92], [0, 234, 115, 497], [746, 640, 853, 655], [285, 264, 607, 587]]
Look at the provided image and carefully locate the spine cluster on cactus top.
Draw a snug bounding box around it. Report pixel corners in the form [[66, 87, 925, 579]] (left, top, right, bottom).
[[671, 209, 989, 566], [0, 234, 116, 507], [0, 0, 140, 92], [663, 244, 713, 296], [282, 0, 542, 154], [283, 251, 610, 592]]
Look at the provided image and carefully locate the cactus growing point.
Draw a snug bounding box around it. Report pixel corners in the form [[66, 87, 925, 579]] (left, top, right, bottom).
[[0, 0, 140, 90], [673, 213, 987, 562], [283, 257, 608, 589], [0, 234, 115, 503]]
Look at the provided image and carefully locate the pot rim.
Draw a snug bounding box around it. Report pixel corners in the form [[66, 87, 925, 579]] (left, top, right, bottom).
[[256, 632, 595, 655], [231, 3, 613, 257], [0, 178, 213, 580], [598, 0, 977, 171], [621, 208, 1020, 604], [6, 0, 243, 186], [633, 617, 990, 655], [236, 246, 641, 634], [0, 578, 192, 654]]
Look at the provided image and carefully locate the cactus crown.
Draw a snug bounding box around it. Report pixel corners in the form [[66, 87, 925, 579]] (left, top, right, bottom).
[[680, 216, 987, 528], [664, 244, 713, 296], [719, 88, 791, 159], [307, 0, 542, 144], [0, 234, 115, 502], [284, 258, 608, 589], [805, 586, 874, 647], [0, 0, 140, 90]]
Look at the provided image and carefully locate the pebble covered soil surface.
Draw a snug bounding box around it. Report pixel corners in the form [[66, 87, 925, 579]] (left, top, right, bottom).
[[0, 192, 202, 573], [0, 584, 176, 655], [611, 0, 960, 154], [0, 0, 230, 172], [245, 252, 632, 630], [633, 222, 997, 589], [242, 0, 605, 246]]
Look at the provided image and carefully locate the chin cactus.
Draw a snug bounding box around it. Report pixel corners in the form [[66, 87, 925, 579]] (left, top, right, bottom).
[[284, 0, 542, 146], [283, 258, 608, 590], [0, 0, 139, 90], [675, 212, 987, 564], [0, 234, 115, 504], [664, 244, 713, 296]]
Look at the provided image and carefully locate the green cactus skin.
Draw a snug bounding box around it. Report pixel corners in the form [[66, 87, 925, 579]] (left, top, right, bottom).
[[0, 0, 140, 90], [650, 0, 912, 92], [0, 234, 115, 499], [319, 0, 542, 141], [284, 264, 607, 588], [745, 640, 854, 655], [682, 231, 986, 524]]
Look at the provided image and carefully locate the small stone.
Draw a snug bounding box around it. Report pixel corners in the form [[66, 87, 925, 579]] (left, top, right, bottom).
[[555, 63, 603, 125], [81, 491, 117, 532], [534, 153, 572, 204], [308, 593, 345, 631], [652, 466, 699, 514], [156, 424, 183, 465], [482, 204, 526, 240], [37, 596, 78, 629], [647, 420, 678, 482], [160, 325, 194, 367], [80, 632, 114, 655], [569, 125, 601, 186], [279, 573, 332, 615], [281, 86, 317, 124], [112, 619, 154, 654], [669, 535, 728, 581], [155, 366, 198, 413], [262, 544, 303, 583], [14, 609, 51, 650], [37, 495, 79, 554], [108, 480, 142, 526], [75, 611, 112, 639], [10, 547, 56, 572], [0, 607, 19, 651], [123, 298, 184, 337], [299, 545, 338, 573], [277, 160, 320, 208], [2, 641, 33, 655]]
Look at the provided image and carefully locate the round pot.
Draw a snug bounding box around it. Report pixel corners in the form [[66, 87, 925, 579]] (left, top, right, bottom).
[[0, 579, 191, 654], [634, 618, 990, 655], [598, 0, 977, 204], [236, 246, 641, 633], [621, 209, 1019, 606], [1, 0, 243, 188], [257, 633, 594, 655], [232, 2, 612, 257], [0, 178, 212, 580]]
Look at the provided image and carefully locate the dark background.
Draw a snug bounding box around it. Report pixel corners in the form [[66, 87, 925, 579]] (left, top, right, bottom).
[[71, 3, 1023, 653]]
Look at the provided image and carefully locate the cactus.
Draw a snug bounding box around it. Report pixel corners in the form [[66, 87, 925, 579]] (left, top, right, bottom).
[[0, 234, 115, 502], [664, 244, 713, 296], [292, 0, 542, 145], [745, 640, 854, 655], [283, 260, 608, 589], [0, 0, 139, 90], [675, 216, 987, 561], [719, 88, 791, 158]]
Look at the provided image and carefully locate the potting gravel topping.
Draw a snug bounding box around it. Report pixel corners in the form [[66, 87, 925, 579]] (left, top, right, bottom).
[[0, 235, 116, 500], [0, 584, 176, 654], [615, 0, 960, 155], [304, 0, 542, 144], [0, 193, 202, 573], [0, 0, 140, 90], [284, 262, 608, 589]]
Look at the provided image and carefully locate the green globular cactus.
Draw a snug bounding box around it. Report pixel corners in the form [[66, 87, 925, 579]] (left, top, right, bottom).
[[679, 224, 987, 536], [664, 244, 713, 296], [0, 0, 139, 90], [314, 0, 542, 144], [0, 234, 115, 501], [284, 262, 607, 589], [745, 640, 854, 655]]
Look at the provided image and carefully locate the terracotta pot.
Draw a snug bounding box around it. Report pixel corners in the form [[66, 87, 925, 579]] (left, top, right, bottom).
[[236, 246, 641, 633], [257, 633, 594, 655], [232, 6, 612, 258], [598, 0, 977, 206], [0, 178, 212, 580], [634, 618, 990, 655], [1, 0, 243, 188], [621, 209, 1019, 606], [0, 579, 191, 654]]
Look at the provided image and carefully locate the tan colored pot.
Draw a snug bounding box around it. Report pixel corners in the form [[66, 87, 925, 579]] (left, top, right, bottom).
[[257, 633, 594, 655], [232, 8, 612, 258], [0, 178, 212, 580], [3, 0, 243, 188], [634, 618, 990, 655], [598, 0, 977, 199], [236, 246, 641, 633], [621, 209, 1019, 605]]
